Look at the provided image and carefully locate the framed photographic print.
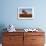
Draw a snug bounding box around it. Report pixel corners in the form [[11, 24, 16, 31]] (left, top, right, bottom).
[[17, 7, 34, 19]]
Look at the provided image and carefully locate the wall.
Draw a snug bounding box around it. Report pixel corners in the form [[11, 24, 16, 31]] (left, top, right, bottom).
[[0, 0, 46, 29]]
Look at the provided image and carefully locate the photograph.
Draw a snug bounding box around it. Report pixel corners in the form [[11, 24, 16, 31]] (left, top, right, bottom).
[[0, 0, 46, 46], [18, 7, 34, 19]]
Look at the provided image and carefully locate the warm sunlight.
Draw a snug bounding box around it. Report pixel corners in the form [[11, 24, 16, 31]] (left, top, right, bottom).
[[44, 44, 46, 46]]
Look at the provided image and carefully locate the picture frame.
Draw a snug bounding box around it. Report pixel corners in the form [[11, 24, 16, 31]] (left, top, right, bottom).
[[17, 7, 34, 19]]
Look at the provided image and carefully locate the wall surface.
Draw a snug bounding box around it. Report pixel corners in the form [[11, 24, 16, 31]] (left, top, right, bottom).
[[0, 0, 46, 30]]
